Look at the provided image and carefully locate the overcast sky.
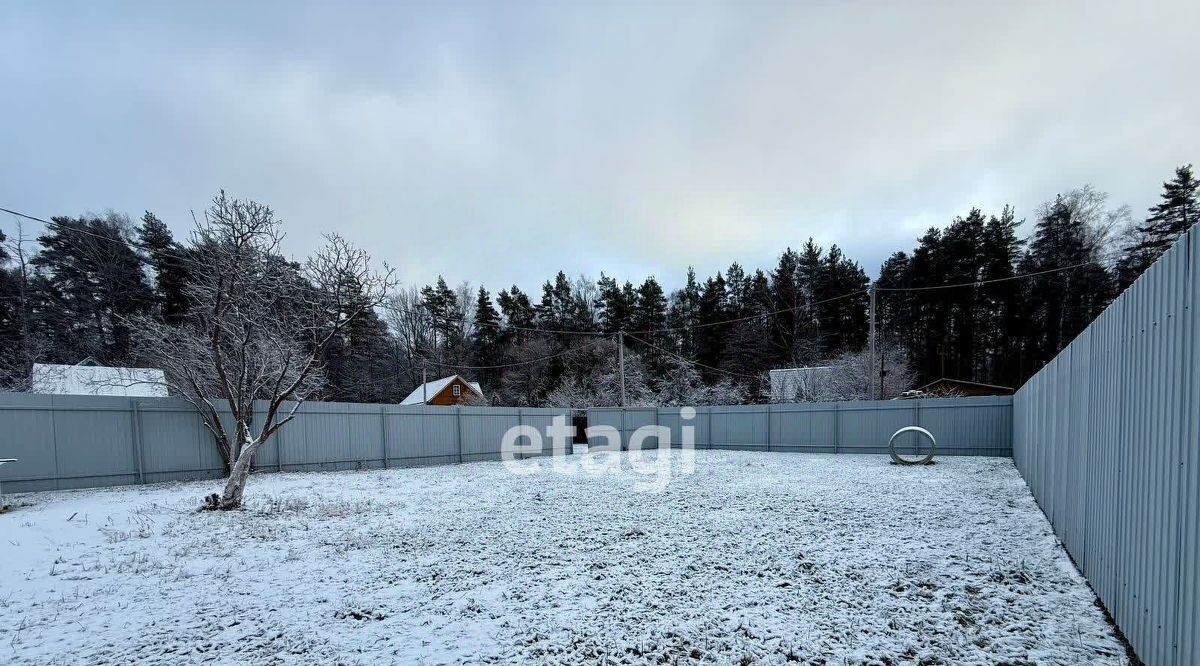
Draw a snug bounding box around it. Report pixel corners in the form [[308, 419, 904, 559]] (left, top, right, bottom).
[[2, 1, 1198, 293]]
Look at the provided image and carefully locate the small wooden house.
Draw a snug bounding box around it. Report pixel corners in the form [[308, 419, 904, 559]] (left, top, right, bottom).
[[399, 375, 485, 406]]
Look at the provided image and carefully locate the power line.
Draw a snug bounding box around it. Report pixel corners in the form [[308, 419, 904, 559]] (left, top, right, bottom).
[[623, 288, 870, 336], [375, 301, 608, 338], [2, 205, 619, 338], [1, 206, 209, 271], [414, 335, 613, 370], [3, 204, 1131, 329], [624, 328, 763, 376], [875, 253, 1124, 292]]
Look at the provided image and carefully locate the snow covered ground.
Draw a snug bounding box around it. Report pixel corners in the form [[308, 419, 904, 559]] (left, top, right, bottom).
[[0, 451, 1127, 665]]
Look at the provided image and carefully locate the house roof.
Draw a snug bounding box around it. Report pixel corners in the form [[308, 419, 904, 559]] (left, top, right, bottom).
[[31, 361, 168, 397], [399, 375, 484, 405], [914, 378, 1014, 393]]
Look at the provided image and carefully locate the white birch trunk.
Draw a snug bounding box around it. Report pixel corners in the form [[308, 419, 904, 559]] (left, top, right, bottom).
[[218, 434, 260, 509]]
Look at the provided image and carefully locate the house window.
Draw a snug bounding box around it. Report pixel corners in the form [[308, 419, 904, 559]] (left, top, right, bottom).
[[452, 384, 461, 397]]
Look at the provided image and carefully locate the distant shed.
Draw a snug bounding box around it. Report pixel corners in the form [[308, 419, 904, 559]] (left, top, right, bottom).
[[31, 358, 167, 397], [895, 378, 1013, 400]]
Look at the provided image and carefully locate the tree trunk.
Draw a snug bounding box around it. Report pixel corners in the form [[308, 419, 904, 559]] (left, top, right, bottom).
[[217, 435, 260, 509]]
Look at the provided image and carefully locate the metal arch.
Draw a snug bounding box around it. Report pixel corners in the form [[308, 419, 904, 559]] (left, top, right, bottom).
[[889, 426, 936, 465]]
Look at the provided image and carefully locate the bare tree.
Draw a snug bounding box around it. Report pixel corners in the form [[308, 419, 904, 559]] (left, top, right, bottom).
[[822, 344, 915, 401], [128, 192, 395, 509], [1038, 184, 1132, 258]]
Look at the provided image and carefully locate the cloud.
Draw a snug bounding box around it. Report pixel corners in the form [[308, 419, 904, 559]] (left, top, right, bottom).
[[1, 1, 1197, 293]]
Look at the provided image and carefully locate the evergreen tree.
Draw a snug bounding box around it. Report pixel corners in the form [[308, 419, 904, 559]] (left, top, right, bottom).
[[136, 212, 190, 325], [535, 271, 577, 332], [694, 273, 728, 381], [31, 214, 153, 364], [978, 207, 1025, 386], [769, 248, 805, 365], [666, 267, 702, 357], [631, 277, 667, 334], [497, 285, 536, 345], [0, 228, 17, 382], [723, 268, 772, 392], [421, 276, 462, 349], [1119, 164, 1198, 288], [816, 245, 869, 357], [596, 274, 635, 334], [631, 276, 668, 369], [1022, 196, 1115, 371], [725, 262, 747, 314], [471, 286, 503, 389]]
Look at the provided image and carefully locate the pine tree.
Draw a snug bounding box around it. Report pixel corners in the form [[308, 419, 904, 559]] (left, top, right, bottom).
[[1119, 164, 1198, 288], [596, 274, 635, 334], [695, 273, 728, 381], [470, 286, 503, 390], [666, 267, 702, 357], [978, 207, 1025, 386], [793, 240, 826, 362], [725, 262, 746, 314], [1022, 196, 1115, 371], [769, 248, 805, 365], [0, 228, 17, 383], [497, 285, 536, 345], [136, 212, 190, 325], [631, 276, 668, 369], [31, 214, 154, 364], [536, 271, 576, 332], [632, 277, 667, 334], [816, 245, 868, 357], [421, 276, 461, 350]]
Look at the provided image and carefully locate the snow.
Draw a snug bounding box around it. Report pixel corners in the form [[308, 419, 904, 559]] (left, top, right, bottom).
[[0, 451, 1127, 665]]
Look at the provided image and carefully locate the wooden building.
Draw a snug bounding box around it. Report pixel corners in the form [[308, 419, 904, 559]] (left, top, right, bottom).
[[400, 375, 485, 406]]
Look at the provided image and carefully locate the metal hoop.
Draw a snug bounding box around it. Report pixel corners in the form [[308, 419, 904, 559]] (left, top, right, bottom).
[[889, 426, 936, 465]]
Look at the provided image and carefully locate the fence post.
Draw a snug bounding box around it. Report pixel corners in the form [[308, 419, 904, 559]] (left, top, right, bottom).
[[621, 408, 627, 451], [833, 402, 841, 454], [276, 421, 284, 472], [655, 407, 663, 449], [706, 407, 713, 450], [516, 408, 524, 460], [380, 405, 389, 469], [130, 400, 145, 485], [765, 404, 772, 453], [456, 406, 464, 464]]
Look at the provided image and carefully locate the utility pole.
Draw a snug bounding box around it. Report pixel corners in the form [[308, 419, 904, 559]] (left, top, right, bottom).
[[617, 331, 627, 407], [422, 363, 428, 404], [867, 282, 877, 401]]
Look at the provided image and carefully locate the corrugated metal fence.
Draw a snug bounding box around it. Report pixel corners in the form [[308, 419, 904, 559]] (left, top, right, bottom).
[[1013, 226, 1198, 665], [0, 393, 1013, 494], [587, 397, 1012, 456], [0, 393, 572, 493]]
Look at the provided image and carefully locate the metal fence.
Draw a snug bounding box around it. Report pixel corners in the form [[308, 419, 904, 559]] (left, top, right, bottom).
[[587, 397, 1012, 456], [1013, 226, 1198, 666], [0, 392, 1013, 495], [0, 393, 573, 493]]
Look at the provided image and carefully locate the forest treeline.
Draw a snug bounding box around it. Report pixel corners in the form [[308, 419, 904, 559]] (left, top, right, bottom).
[[1, 165, 1195, 405]]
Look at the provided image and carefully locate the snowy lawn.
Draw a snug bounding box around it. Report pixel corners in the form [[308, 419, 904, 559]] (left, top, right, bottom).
[[0, 451, 1126, 665]]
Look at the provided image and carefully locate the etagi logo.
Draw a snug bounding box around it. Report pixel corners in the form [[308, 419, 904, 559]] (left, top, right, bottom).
[[501, 407, 698, 493]]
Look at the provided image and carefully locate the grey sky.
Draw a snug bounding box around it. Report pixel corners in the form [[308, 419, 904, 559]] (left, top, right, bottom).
[[2, 1, 1197, 293]]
